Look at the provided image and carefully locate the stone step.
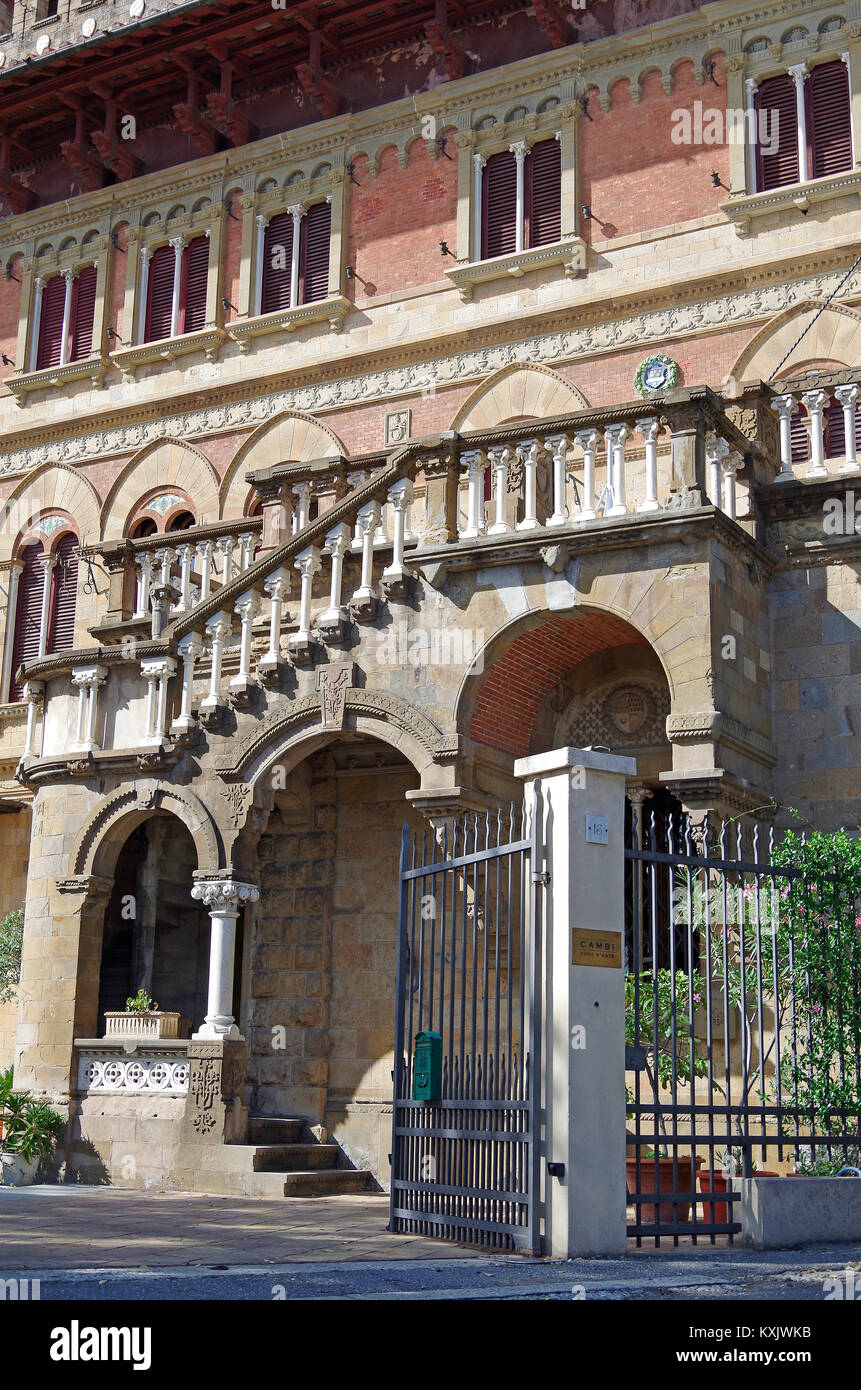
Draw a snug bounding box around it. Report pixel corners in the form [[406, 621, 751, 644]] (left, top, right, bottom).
[[280, 1168, 373, 1197], [252, 1143, 342, 1172], [246, 1117, 304, 1145]]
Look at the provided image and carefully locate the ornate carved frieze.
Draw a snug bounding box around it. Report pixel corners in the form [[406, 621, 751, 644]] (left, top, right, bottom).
[[77, 1052, 190, 1095]]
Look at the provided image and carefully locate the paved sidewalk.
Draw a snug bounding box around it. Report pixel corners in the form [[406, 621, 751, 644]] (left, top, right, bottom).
[[0, 1186, 456, 1269]]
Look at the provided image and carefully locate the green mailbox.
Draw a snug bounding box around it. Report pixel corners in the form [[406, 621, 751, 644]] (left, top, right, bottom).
[[412, 1030, 442, 1103]]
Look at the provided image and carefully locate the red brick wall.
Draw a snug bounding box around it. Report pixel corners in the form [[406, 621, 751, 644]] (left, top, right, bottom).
[[581, 57, 729, 244], [0, 253, 23, 391], [346, 134, 457, 301]]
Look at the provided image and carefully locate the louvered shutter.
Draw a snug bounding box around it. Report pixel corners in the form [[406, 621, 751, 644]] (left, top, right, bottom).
[[48, 533, 79, 654], [261, 212, 294, 314], [10, 543, 45, 702], [35, 275, 66, 370], [180, 234, 209, 335], [299, 201, 331, 305], [69, 265, 97, 362], [790, 411, 809, 464], [756, 75, 800, 190], [527, 137, 561, 248], [482, 150, 517, 260], [825, 398, 844, 458], [809, 60, 853, 180], [145, 243, 175, 342]]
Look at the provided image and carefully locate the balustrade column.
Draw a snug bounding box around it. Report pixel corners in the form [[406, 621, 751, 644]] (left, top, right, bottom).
[[134, 551, 153, 619], [71, 663, 108, 753], [636, 418, 660, 513], [229, 590, 260, 698], [706, 432, 730, 507], [292, 483, 311, 535], [544, 433, 571, 528], [574, 429, 599, 521], [350, 502, 381, 622], [190, 878, 260, 1040], [460, 449, 487, 539], [216, 536, 235, 586], [200, 612, 231, 719], [801, 389, 829, 479], [153, 546, 173, 588], [347, 472, 368, 549], [722, 451, 742, 521], [195, 539, 213, 602], [382, 478, 414, 596], [487, 445, 512, 534], [318, 525, 350, 640], [835, 384, 860, 473], [515, 439, 541, 531], [259, 568, 290, 678], [22, 681, 43, 760], [172, 632, 202, 736], [238, 532, 256, 572], [289, 546, 321, 662], [175, 543, 194, 613], [605, 424, 630, 517], [140, 656, 177, 744], [770, 394, 798, 481]]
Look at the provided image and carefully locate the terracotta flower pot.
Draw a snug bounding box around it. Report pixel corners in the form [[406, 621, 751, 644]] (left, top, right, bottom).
[[698, 1169, 780, 1224], [626, 1156, 703, 1224]]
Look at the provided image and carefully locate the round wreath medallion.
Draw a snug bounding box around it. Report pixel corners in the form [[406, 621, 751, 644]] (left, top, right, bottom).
[[634, 354, 679, 398]]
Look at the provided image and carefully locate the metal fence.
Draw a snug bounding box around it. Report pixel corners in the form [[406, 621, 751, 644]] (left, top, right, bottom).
[[625, 806, 861, 1246], [389, 806, 543, 1252]]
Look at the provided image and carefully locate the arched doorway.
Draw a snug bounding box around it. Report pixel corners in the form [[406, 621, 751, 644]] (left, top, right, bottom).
[[243, 734, 422, 1179], [95, 813, 210, 1037]]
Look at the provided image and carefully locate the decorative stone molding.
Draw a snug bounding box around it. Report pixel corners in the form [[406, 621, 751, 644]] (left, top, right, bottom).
[[77, 1051, 190, 1094], [109, 327, 228, 379], [70, 782, 221, 878], [230, 294, 352, 346], [446, 236, 586, 301], [722, 169, 861, 238], [190, 877, 260, 911]]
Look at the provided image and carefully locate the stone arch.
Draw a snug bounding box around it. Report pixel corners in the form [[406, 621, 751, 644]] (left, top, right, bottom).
[[71, 782, 223, 880], [0, 462, 101, 562], [450, 363, 589, 432], [219, 411, 347, 519], [728, 301, 861, 384], [99, 439, 220, 540], [217, 690, 458, 796]]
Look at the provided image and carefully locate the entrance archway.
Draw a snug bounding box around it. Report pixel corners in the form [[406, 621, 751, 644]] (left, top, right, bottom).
[[93, 812, 210, 1038]]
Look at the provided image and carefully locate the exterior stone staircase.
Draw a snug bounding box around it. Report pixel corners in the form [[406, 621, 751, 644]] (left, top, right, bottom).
[[218, 1117, 374, 1197]]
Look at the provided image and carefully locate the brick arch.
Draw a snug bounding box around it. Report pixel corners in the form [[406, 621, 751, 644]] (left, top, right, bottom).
[[219, 411, 347, 519], [729, 301, 861, 384], [466, 612, 652, 758]]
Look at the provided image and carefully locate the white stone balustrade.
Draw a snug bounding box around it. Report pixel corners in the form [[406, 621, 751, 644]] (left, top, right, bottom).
[[461, 449, 487, 539], [835, 384, 860, 474], [71, 663, 108, 753], [801, 389, 829, 479], [140, 655, 177, 744]]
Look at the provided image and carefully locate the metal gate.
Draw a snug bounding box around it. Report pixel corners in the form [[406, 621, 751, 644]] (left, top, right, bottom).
[[389, 806, 543, 1251], [625, 805, 861, 1247]]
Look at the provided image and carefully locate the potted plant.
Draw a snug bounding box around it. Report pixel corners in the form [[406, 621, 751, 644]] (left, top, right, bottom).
[[104, 988, 182, 1040], [625, 969, 708, 1223], [697, 1148, 779, 1224], [0, 1066, 12, 1146], [0, 1078, 63, 1186]]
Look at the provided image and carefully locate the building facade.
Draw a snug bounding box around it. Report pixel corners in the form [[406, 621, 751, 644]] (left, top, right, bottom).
[[0, 0, 859, 1195]]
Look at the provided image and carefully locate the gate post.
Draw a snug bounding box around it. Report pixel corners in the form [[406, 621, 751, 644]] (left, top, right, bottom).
[[515, 746, 634, 1259]]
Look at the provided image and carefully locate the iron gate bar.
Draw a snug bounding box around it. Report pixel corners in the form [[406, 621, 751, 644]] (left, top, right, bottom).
[[389, 803, 543, 1252]]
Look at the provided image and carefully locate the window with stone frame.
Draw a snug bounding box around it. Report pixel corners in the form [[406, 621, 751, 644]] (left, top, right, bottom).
[[9, 531, 78, 702], [480, 136, 562, 261], [258, 200, 331, 315], [755, 59, 853, 192]]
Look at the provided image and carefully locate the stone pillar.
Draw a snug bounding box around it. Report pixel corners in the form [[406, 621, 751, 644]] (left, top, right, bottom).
[[666, 409, 706, 506], [770, 394, 798, 481], [190, 877, 260, 1041], [418, 435, 461, 545], [788, 64, 809, 184], [835, 383, 860, 473], [513, 746, 635, 1258], [132, 817, 167, 996]]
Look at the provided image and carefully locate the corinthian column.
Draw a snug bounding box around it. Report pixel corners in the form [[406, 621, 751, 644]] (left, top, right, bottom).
[[190, 877, 260, 1040]]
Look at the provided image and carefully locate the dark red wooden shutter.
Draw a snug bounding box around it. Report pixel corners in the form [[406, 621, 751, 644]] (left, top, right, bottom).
[[756, 75, 800, 190], [790, 411, 809, 464], [824, 398, 844, 458], [261, 212, 294, 314], [179, 234, 209, 335], [482, 150, 517, 260], [69, 265, 97, 362], [48, 533, 78, 654], [299, 201, 331, 305], [10, 543, 45, 702], [527, 137, 561, 248], [809, 60, 853, 180], [35, 275, 66, 370], [145, 243, 175, 342]]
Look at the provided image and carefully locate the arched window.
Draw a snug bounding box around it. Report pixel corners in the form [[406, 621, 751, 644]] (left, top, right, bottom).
[[167, 510, 196, 532], [9, 532, 79, 702], [131, 518, 158, 539]]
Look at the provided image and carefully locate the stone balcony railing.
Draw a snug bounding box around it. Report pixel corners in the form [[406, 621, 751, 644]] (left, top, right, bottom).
[[75, 1039, 190, 1095], [15, 385, 788, 762]]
